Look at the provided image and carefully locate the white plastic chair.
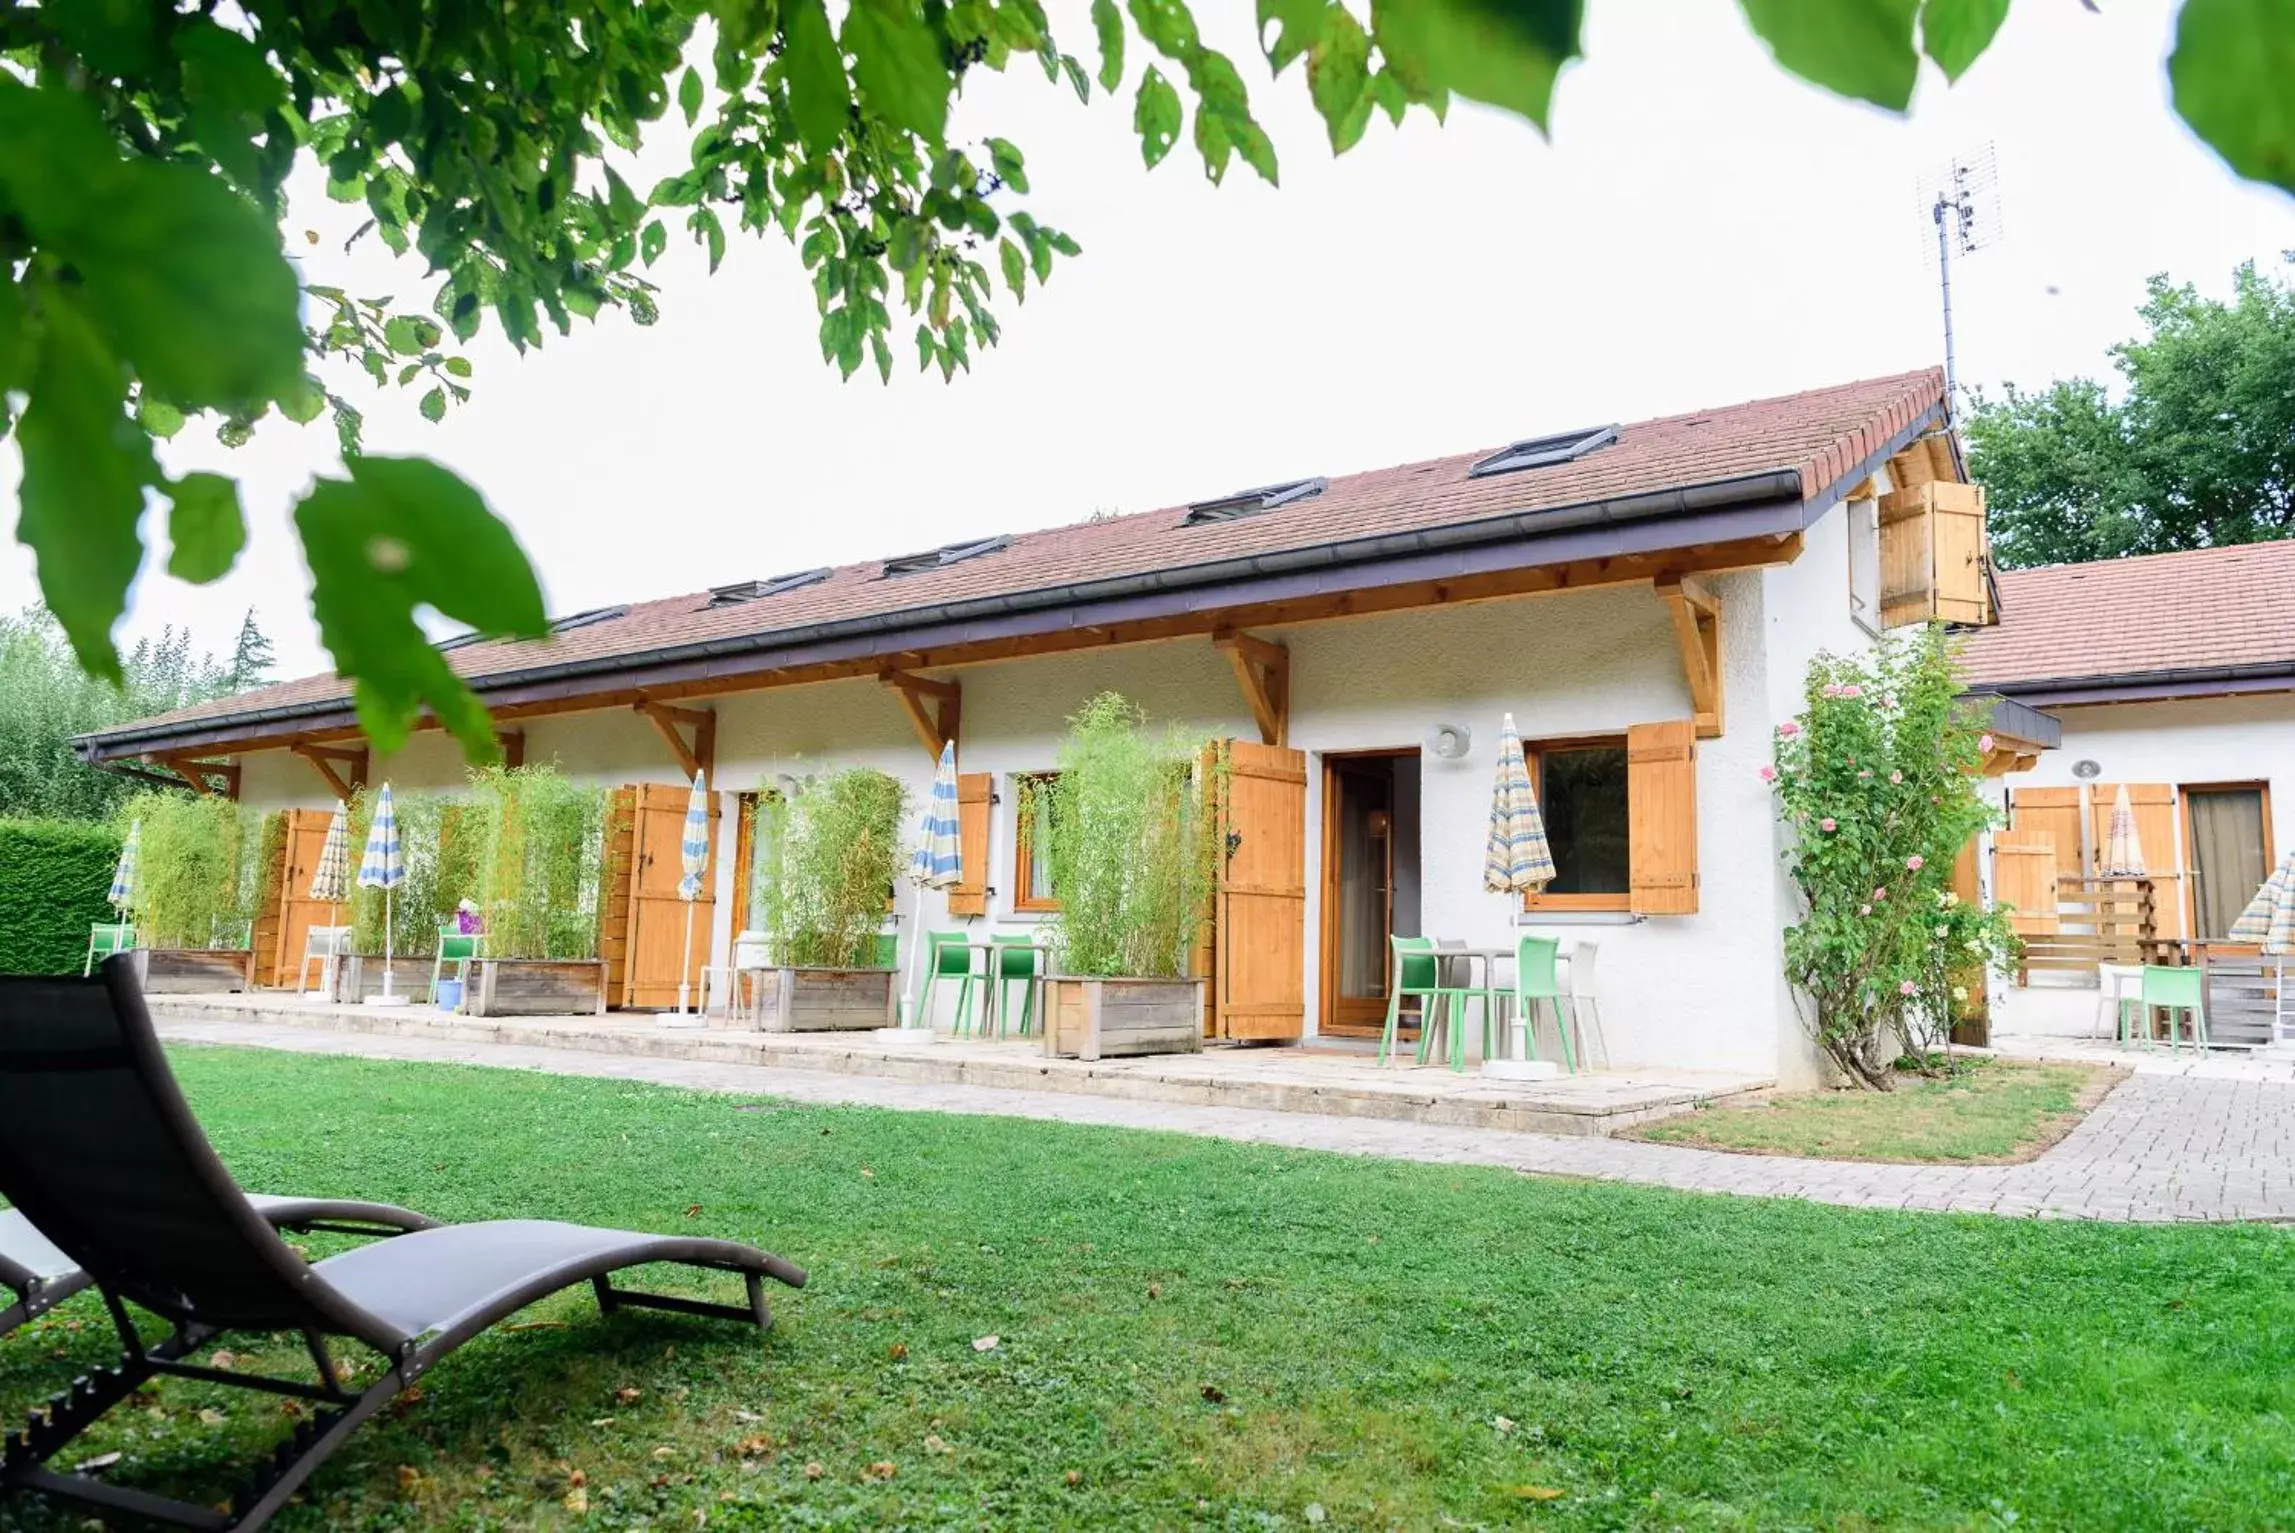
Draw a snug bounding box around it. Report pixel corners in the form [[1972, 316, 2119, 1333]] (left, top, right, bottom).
[[2095, 963, 2142, 1042], [1557, 940, 1607, 1070], [702, 931, 772, 1022], [299, 925, 354, 997]]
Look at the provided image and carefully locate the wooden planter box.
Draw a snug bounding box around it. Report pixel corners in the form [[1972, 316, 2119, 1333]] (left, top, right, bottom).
[[1042, 976, 1204, 1060], [331, 955, 435, 1004], [465, 958, 608, 1017], [131, 948, 254, 994], [755, 966, 898, 1032]]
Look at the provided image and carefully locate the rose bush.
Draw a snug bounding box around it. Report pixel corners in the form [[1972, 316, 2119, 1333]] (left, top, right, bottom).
[[1769, 625, 2021, 1089]]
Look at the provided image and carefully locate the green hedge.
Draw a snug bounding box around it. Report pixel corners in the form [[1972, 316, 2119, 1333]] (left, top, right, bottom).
[[0, 817, 125, 975]]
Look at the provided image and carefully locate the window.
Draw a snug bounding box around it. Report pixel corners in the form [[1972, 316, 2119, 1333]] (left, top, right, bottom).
[[1846, 495, 1881, 633], [709, 569, 831, 606], [1468, 425, 1617, 479], [882, 535, 1010, 577], [1182, 477, 1328, 525], [1525, 738, 1631, 910], [1012, 773, 1059, 910]]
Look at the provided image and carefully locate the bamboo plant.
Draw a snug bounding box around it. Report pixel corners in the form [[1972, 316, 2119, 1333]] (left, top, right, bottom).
[[117, 790, 261, 949], [468, 765, 608, 960], [759, 767, 906, 968]]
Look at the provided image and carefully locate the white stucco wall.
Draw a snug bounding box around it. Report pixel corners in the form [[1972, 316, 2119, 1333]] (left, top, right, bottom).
[[2007, 694, 2295, 856], [235, 532, 1877, 1086]]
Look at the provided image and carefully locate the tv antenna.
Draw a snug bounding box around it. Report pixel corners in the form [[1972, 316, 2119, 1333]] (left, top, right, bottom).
[[1915, 144, 2003, 425]]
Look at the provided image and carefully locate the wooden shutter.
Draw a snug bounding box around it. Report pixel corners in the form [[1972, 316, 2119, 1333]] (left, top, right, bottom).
[[266, 809, 338, 987], [1627, 719, 1698, 915], [2090, 782, 2184, 940], [1879, 481, 1993, 628], [2008, 787, 2085, 879], [597, 787, 637, 1004], [1213, 740, 1307, 1040], [947, 772, 992, 917], [1992, 833, 2060, 935]]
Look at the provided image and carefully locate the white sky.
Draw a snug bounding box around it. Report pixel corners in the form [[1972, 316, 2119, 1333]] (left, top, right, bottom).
[[5, 0, 2291, 680]]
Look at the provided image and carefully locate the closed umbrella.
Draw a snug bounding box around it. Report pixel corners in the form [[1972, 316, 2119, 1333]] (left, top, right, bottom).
[[673, 770, 710, 1018], [2097, 783, 2147, 878], [1483, 713, 1554, 1070], [309, 802, 351, 915], [108, 821, 141, 915], [2229, 850, 2295, 1039], [356, 782, 407, 1004], [901, 741, 963, 1027]]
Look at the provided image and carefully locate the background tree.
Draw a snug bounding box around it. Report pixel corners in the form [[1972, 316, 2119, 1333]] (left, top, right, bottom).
[[1, 0, 2287, 757], [1967, 258, 2295, 568], [224, 607, 277, 692]]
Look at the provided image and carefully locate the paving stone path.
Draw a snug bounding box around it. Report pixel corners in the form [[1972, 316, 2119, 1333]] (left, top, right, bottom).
[[161, 1016, 2295, 1225]]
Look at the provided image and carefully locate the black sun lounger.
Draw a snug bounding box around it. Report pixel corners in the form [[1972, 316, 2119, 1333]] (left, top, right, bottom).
[[4, 1194, 440, 1337], [0, 963, 807, 1531]]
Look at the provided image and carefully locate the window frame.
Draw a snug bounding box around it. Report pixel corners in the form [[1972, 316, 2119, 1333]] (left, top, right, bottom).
[[1520, 732, 1633, 913], [1012, 771, 1060, 912], [1846, 494, 1883, 637]]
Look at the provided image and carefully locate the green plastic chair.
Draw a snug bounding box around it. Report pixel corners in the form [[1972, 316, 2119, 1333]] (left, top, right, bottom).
[[1381, 936, 1469, 1067], [991, 933, 1042, 1036], [1512, 934, 1577, 1072], [920, 930, 980, 1035], [2139, 965, 2207, 1053], [84, 923, 135, 977], [871, 932, 899, 969], [430, 925, 482, 1006]]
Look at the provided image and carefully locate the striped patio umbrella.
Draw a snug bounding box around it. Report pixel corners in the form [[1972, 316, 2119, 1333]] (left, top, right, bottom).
[[1483, 713, 1555, 896], [309, 802, 351, 911], [108, 821, 141, 914], [2096, 783, 2148, 877], [675, 770, 709, 1015], [2229, 850, 2295, 955], [902, 741, 963, 1026], [356, 782, 406, 1001]]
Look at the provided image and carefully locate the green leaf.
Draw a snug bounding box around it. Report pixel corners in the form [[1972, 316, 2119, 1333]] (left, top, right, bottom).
[[641, 218, 670, 267], [1918, 0, 2008, 81], [680, 64, 706, 127], [0, 81, 303, 410], [13, 291, 155, 682], [420, 386, 447, 422], [688, 208, 728, 273], [165, 473, 246, 584], [1091, 0, 1127, 89], [136, 395, 186, 439], [1370, 67, 1410, 125], [281, 373, 327, 424], [1260, 0, 1330, 74], [383, 315, 426, 355], [294, 457, 547, 757], [1738, 0, 1920, 110], [1063, 53, 1092, 103], [1000, 237, 1028, 302], [1367, 0, 1579, 131], [844, 0, 952, 143], [782, 0, 853, 156], [1308, 6, 1374, 153], [443, 356, 474, 379], [602, 166, 645, 229], [2170, 0, 2295, 193], [987, 137, 1031, 193], [1134, 66, 1184, 168]]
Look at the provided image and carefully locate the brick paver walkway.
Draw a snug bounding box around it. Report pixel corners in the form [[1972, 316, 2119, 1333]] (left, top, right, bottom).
[[160, 1017, 2295, 1225]]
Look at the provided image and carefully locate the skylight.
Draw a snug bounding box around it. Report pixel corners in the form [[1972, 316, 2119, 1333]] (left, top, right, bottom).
[[435, 629, 486, 652], [547, 605, 628, 635], [881, 536, 1010, 578], [1467, 425, 1618, 479], [1182, 477, 1328, 526], [709, 569, 832, 606]]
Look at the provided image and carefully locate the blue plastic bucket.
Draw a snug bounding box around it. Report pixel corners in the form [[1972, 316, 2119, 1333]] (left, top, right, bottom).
[[435, 978, 465, 1011]]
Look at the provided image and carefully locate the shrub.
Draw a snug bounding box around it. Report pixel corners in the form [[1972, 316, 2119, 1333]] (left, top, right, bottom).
[[346, 788, 483, 957], [760, 767, 905, 968], [468, 765, 608, 960], [1040, 693, 1216, 980], [120, 791, 260, 949], [1768, 626, 2021, 1089], [0, 818, 124, 973]]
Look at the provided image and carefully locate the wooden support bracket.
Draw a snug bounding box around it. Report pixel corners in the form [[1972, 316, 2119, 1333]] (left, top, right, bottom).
[[879, 670, 961, 761], [1654, 575, 1724, 740], [155, 755, 241, 800], [290, 743, 369, 803], [634, 699, 715, 783], [1885, 430, 1958, 491], [497, 729, 526, 769], [1213, 630, 1289, 747]]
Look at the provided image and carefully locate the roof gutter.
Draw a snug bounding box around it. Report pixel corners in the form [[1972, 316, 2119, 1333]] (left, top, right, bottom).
[[81, 402, 1938, 760], [1988, 661, 2295, 709]]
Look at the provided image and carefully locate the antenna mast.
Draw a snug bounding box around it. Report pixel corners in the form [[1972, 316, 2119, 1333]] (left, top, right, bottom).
[[1917, 144, 2002, 427]]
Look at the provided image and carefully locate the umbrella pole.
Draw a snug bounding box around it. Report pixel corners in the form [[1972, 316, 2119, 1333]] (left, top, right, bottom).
[[901, 881, 928, 1027], [678, 901, 696, 1016], [382, 888, 395, 999]]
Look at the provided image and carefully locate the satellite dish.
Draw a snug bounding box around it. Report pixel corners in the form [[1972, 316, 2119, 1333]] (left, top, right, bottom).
[[1426, 724, 1472, 761], [2073, 759, 2101, 780]]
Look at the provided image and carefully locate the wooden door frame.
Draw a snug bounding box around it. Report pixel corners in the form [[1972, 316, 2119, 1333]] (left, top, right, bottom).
[[2178, 779, 2274, 941], [1318, 747, 1419, 1040]]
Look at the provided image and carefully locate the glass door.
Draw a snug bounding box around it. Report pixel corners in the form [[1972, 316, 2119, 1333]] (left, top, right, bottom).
[[2186, 786, 2271, 941]]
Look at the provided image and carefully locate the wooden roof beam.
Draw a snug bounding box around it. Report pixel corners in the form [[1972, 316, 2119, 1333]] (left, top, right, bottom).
[[155, 755, 240, 800], [1655, 575, 1724, 740], [290, 742, 368, 803], [879, 670, 960, 762], [635, 699, 715, 783], [1213, 630, 1289, 747]]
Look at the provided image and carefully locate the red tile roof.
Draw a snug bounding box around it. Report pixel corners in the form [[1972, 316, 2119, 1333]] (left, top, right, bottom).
[[1961, 539, 2295, 692], [103, 368, 1944, 741]]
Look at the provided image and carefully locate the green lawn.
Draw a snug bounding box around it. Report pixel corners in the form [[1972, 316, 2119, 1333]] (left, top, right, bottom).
[[1, 1047, 2288, 1530], [1630, 1059, 2114, 1163]]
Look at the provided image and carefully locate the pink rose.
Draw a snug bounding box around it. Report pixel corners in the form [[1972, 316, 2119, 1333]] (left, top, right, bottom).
[[1840, 684, 1863, 699], [1906, 854, 1925, 871], [1758, 765, 1778, 783], [1847, 756, 1857, 765], [1819, 818, 1837, 832], [1858, 904, 1872, 916], [1872, 887, 1888, 901], [1858, 769, 1874, 780], [1898, 980, 1918, 997], [1978, 733, 1995, 753], [1821, 684, 1841, 699], [1779, 720, 1801, 739], [1889, 771, 1903, 785]]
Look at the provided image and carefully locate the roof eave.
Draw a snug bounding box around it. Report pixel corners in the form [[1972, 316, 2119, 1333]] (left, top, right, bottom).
[[1984, 662, 2295, 708]]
